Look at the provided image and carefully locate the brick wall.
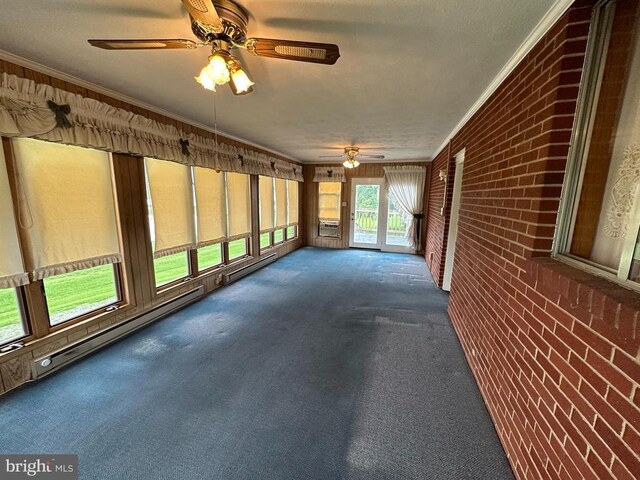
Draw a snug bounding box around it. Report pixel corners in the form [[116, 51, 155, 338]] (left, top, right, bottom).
[[425, 1, 640, 478], [425, 145, 451, 284]]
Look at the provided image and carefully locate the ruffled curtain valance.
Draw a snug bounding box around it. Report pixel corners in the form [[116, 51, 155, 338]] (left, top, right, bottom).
[[0, 73, 303, 182], [313, 166, 346, 182]]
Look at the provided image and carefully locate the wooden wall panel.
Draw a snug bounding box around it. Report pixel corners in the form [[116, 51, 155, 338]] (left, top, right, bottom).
[[303, 162, 430, 251]]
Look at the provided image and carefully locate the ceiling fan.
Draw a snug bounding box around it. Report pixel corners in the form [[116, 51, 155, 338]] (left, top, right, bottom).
[[320, 147, 385, 169], [88, 0, 340, 95]]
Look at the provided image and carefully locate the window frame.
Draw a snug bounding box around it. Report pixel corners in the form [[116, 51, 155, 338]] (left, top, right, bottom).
[[0, 286, 31, 349], [153, 251, 193, 292], [260, 231, 274, 251], [318, 181, 342, 223], [196, 242, 224, 275], [286, 225, 297, 241], [553, 0, 640, 292], [226, 236, 251, 264], [46, 262, 126, 331]]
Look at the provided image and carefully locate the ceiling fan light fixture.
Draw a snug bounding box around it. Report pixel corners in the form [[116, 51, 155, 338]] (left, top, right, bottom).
[[343, 159, 360, 169], [195, 53, 231, 91], [230, 65, 254, 94]]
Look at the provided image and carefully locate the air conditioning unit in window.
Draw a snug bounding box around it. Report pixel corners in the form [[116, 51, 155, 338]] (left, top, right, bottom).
[[319, 220, 340, 238]]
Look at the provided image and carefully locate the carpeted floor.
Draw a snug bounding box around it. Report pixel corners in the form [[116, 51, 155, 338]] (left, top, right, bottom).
[[0, 248, 514, 480]]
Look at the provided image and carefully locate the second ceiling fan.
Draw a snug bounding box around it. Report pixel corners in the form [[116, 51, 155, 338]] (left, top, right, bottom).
[[320, 147, 385, 169], [89, 0, 341, 95]]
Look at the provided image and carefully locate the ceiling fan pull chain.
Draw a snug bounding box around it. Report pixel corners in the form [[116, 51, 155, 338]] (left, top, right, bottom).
[[213, 91, 219, 164]]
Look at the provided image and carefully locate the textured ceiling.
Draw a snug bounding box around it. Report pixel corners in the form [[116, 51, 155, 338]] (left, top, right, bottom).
[[0, 0, 556, 163]]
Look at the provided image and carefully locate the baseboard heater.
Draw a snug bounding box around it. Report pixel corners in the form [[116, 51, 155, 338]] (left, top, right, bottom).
[[224, 253, 277, 284], [31, 286, 204, 380]]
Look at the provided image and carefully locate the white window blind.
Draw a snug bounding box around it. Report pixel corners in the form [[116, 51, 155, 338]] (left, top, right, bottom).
[[145, 158, 196, 258], [194, 167, 227, 246], [287, 180, 299, 226], [0, 146, 27, 288], [226, 172, 251, 240], [318, 182, 342, 221], [259, 175, 275, 233], [275, 178, 287, 229], [12, 138, 121, 280]]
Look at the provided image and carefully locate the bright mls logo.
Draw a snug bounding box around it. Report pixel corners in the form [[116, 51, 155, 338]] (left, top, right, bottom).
[[0, 455, 77, 480]]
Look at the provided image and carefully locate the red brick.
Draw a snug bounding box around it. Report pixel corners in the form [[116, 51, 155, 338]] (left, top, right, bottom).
[[585, 349, 633, 397], [612, 350, 640, 385]]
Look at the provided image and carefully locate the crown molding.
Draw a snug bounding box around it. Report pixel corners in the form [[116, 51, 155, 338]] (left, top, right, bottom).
[[0, 49, 300, 164], [434, 0, 575, 157]]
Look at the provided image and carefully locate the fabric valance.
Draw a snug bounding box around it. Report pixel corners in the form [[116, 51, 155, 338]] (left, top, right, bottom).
[[313, 166, 346, 182], [0, 73, 303, 182]]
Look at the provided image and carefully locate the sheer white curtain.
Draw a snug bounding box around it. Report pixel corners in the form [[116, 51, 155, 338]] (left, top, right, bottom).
[[384, 166, 427, 250]]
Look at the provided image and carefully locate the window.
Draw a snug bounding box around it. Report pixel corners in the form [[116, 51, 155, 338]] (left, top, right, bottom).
[[44, 264, 120, 326], [0, 289, 27, 345], [260, 232, 272, 250], [286, 180, 299, 239], [145, 158, 196, 288], [274, 229, 284, 244], [154, 251, 190, 286], [193, 167, 226, 272], [198, 243, 223, 271], [12, 139, 124, 326], [259, 176, 275, 249], [318, 182, 342, 221], [226, 172, 252, 259], [555, 0, 640, 289], [0, 146, 28, 344], [228, 238, 248, 261]]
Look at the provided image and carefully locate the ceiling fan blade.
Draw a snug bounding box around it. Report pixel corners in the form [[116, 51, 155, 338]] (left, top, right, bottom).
[[319, 155, 345, 158], [360, 155, 385, 159], [88, 39, 201, 50], [181, 0, 223, 31], [246, 38, 340, 65]]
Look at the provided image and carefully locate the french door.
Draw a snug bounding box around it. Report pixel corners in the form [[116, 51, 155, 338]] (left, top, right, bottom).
[[349, 178, 413, 252]]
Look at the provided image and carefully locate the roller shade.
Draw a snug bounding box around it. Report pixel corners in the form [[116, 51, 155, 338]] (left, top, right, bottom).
[[318, 182, 342, 221], [12, 138, 121, 280], [275, 178, 287, 229], [287, 180, 299, 226], [145, 158, 196, 258], [0, 146, 27, 288], [194, 167, 226, 246], [259, 176, 275, 233], [226, 172, 251, 240]]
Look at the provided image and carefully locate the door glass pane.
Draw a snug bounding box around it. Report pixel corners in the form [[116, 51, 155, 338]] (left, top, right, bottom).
[[354, 185, 380, 244], [387, 197, 409, 246], [44, 264, 119, 326], [0, 288, 26, 344]]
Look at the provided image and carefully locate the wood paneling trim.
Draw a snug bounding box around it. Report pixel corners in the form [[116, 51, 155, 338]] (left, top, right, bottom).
[[303, 162, 430, 251]]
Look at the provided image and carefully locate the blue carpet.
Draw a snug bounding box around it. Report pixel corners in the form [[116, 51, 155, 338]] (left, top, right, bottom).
[[0, 248, 513, 479]]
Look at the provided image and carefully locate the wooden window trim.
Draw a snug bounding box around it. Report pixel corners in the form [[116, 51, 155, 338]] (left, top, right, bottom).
[[47, 263, 127, 332]]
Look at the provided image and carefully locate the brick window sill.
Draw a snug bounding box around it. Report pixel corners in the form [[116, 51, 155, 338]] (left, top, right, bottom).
[[525, 256, 640, 358]]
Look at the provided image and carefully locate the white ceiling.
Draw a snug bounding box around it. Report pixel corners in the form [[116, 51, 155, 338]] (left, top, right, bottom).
[[0, 0, 557, 163]]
